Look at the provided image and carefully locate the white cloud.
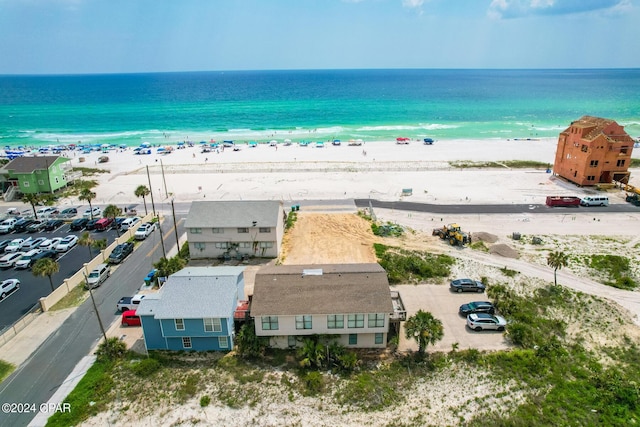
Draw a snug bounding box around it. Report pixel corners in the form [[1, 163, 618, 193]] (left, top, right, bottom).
[[488, 0, 626, 19], [402, 0, 425, 8]]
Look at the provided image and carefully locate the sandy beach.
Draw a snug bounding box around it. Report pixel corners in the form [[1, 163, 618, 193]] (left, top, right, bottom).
[[57, 137, 639, 209]]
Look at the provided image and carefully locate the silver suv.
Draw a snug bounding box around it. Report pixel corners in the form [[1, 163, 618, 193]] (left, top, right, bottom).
[[466, 313, 506, 331]]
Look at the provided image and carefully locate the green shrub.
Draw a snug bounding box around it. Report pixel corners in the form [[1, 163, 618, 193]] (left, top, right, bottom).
[[302, 371, 324, 395], [374, 244, 455, 284], [131, 358, 161, 377], [200, 395, 211, 407], [285, 212, 298, 230], [95, 338, 127, 362]]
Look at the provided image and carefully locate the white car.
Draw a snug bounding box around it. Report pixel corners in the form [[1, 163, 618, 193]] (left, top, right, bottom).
[[5, 238, 25, 253], [56, 235, 79, 252], [0, 279, 20, 300], [14, 249, 41, 269], [83, 207, 102, 219], [120, 216, 141, 232], [40, 237, 64, 251], [0, 218, 18, 234], [21, 237, 46, 251], [134, 222, 156, 240], [35, 206, 59, 218], [0, 252, 24, 268]]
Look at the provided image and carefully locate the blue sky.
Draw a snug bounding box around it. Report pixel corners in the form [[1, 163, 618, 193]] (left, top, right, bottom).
[[0, 0, 638, 74]]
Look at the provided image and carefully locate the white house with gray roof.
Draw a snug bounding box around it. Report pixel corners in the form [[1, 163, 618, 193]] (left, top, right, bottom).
[[137, 266, 245, 351], [184, 200, 286, 259]]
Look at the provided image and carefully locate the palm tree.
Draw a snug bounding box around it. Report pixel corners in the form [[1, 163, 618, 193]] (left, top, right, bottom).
[[547, 250, 569, 287], [134, 185, 150, 215], [79, 232, 107, 258], [103, 204, 122, 235], [79, 188, 97, 219], [22, 193, 42, 219], [154, 255, 186, 278], [404, 310, 444, 356], [32, 258, 60, 293]]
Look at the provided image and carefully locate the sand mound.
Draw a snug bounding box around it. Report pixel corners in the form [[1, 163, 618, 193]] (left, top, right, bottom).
[[489, 243, 519, 258], [473, 231, 498, 243]]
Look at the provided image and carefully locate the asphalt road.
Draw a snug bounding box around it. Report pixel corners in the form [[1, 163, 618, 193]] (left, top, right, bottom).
[[0, 225, 121, 331], [0, 219, 178, 427]]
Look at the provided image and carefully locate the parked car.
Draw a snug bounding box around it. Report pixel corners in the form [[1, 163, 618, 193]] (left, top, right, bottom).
[[466, 313, 507, 331], [114, 217, 127, 229], [0, 218, 18, 234], [43, 219, 64, 231], [39, 237, 63, 251], [0, 239, 12, 252], [0, 278, 20, 300], [59, 207, 78, 218], [121, 310, 141, 327], [120, 216, 141, 232], [85, 218, 100, 230], [70, 218, 89, 231], [26, 220, 47, 233], [0, 252, 24, 268], [108, 242, 134, 264], [83, 207, 102, 219], [56, 235, 79, 252], [134, 222, 156, 240], [13, 218, 35, 233], [94, 217, 114, 231], [35, 206, 59, 218], [459, 301, 496, 316], [450, 278, 486, 293], [5, 238, 25, 253], [21, 237, 46, 251], [14, 249, 42, 269], [30, 249, 58, 264], [85, 263, 111, 289]]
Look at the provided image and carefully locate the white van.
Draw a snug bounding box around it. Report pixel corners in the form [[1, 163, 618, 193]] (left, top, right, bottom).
[[86, 263, 111, 289], [580, 196, 609, 207]]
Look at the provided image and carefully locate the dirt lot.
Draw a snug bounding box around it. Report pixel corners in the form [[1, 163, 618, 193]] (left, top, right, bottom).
[[279, 213, 378, 264]]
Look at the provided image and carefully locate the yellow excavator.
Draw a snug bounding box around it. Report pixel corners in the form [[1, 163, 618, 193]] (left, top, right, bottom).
[[432, 223, 472, 246]]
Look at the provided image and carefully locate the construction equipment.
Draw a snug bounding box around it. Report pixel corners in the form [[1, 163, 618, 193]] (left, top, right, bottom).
[[432, 223, 472, 246], [626, 193, 640, 207]]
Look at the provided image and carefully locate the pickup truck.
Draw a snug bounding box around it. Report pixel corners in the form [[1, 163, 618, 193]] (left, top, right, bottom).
[[545, 196, 581, 207], [116, 294, 146, 312]]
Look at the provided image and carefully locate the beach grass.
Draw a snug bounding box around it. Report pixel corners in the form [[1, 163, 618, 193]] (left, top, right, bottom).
[[50, 284, 88, 311], [0, 360, 14, 382], [449, 160, 549, 169]]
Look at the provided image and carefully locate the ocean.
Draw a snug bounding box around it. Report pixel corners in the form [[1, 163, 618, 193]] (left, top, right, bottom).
[[0, 69, 639, 148]]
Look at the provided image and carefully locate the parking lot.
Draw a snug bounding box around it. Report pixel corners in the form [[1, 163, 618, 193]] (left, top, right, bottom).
[[396, 283, 511, 353], [0, 211, 122, 330]]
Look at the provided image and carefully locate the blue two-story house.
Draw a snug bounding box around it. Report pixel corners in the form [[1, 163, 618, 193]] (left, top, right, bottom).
[[137, 266, 245, 351]]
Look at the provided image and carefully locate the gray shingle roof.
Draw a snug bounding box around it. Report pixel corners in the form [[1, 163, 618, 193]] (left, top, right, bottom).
[[184, 200, 282, 228], [251, 263, 393, 316], [139, 267, 244, 319], [3, 156, 68, 173]]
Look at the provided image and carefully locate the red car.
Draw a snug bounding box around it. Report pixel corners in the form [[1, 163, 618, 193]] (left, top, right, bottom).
[[121, 310, 141, 327]]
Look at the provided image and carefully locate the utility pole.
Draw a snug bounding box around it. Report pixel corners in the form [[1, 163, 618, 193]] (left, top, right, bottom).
[[160, 159, 169, 199], [146, 165, 156, 216], [83, 272, 107, 343], [171, 199, 179, 249]]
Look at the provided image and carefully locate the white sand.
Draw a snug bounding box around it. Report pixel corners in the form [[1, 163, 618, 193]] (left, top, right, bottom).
[[64, 137, 639, 208]]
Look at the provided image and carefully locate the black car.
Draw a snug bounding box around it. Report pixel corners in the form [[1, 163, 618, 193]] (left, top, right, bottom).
[[85, 218, 100, 230], [31, 249, 58, 265], [44, 219, 64, 231], [70, 218, 89, 231], [108, 242, 134, 264], [26, 220, 46, 233], [459, 301, 495, 315], [13, 218, 35, 233], [450, 278, 486, 293]]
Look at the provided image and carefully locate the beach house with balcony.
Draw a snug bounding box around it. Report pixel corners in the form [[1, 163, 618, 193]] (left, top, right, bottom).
[[184, 200, 286, 259], [0, 156, 72, 198], [250, 263, 394, 349], [136, 266, 245, 351], [553, 116, 634, 186]]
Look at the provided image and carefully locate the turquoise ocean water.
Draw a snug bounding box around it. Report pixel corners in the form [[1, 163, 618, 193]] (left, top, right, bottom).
[[0, 69, 639, 148]]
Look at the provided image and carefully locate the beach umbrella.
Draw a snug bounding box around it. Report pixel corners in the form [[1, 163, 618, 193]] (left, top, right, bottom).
[[200, 141, 207, 144], [119, 144, 127, 149], [157, 147, 166, 152], [101, 143, 110, 148], [141, 142, 151, 148]]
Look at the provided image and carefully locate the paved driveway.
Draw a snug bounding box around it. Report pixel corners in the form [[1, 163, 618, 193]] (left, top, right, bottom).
[[395, 284, 511, 353]]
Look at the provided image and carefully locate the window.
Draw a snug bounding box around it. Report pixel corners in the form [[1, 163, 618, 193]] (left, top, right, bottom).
[[261, 316, 279, 330], [288, 336, 297, 348], [212, 228, 224, 234], [54, 177, 59, 183], [175, 319, 185, 330], [296, 315, 312, 330], [348, 314, 364, 328], [621, 146, 629, 154], [238, 242, 250, 248], [194, 242, 206, 250], [587, 176, 595, 181], [589, 160, 599, 167], [327, 315, 344, 329], [36, 170, 42, 175], [348, 334, 358, 345], [182, 337, 192, 349], [581, 144, 588, 152], [259, 241, 273, 248], [189, 228, 202, 234], [23, 181, 30, 187], [259, 227, 271, 233], [368, 314, 385, 328], [214, 242, 229, 249], [218, 336, 228, 349], [617, 159, 626, 167], [37, 180, 44, 185], [204, 318, 222, 332], [237, 227, 249, 233], [375, 333, 384, 345]]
